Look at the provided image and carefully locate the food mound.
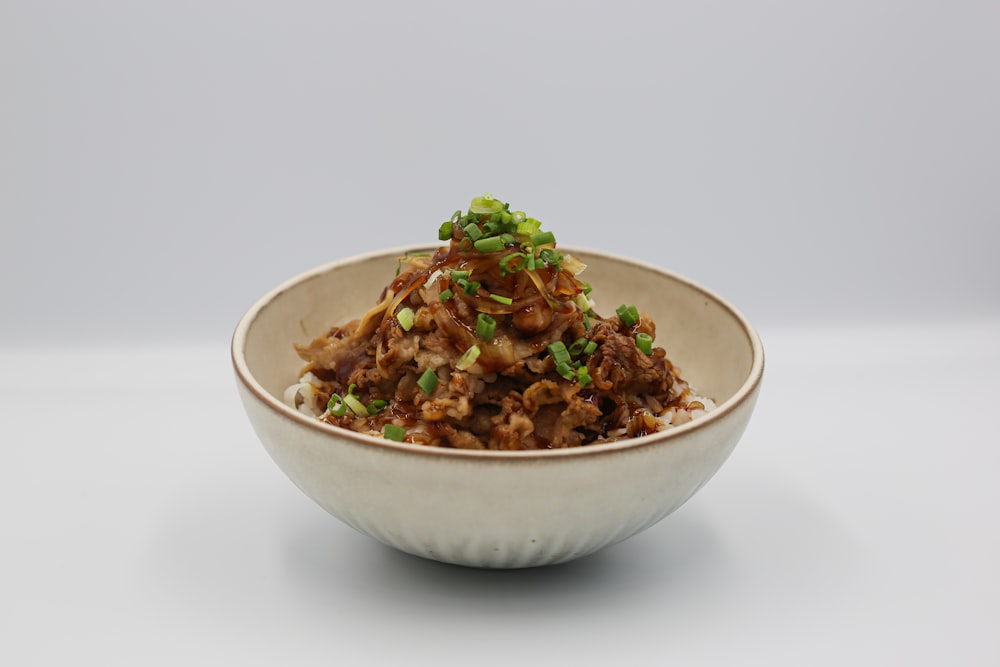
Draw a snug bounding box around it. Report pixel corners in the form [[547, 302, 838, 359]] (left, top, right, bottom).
[[286, 195, 714, 449]]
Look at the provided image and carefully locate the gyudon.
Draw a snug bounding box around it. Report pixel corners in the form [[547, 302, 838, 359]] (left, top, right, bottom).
[[286, 195, 714, 449]]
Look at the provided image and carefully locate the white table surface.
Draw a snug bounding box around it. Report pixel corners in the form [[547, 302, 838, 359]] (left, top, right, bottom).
[[3, 318, 999, 666]]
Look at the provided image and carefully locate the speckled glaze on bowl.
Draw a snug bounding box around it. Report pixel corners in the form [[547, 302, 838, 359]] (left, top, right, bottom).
[[232, 245, 763, 568]]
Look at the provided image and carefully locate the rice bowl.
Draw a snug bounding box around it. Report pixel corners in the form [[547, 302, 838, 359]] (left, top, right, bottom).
[[232, 242, 763, 568]]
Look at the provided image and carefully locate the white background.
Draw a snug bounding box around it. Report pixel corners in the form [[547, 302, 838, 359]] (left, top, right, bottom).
[[2, 1, 998, 665]]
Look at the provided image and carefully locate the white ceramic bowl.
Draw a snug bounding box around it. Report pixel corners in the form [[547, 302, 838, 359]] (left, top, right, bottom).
[[232, 245, 763, 568]]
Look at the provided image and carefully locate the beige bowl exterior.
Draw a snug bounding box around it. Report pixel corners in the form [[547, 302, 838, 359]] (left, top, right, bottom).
[[232, 245, 764, 568]]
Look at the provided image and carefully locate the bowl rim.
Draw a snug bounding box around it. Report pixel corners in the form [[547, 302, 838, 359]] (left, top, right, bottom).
[[232, 243, 764, 461]]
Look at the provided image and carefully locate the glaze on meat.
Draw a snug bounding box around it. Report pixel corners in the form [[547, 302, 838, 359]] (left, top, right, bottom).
[[292, 196, 709, 449]]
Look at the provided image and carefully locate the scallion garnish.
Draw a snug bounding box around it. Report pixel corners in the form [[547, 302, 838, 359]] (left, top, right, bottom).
[[344, 392, 368, 417], [568, 337, 588, 356], [367, 399, 388, 415], [464, 223, 483, 241], [517, 217, 540, 235], [499, 252, 528, 275], [476, 313, 496, 341], [555, 361, 576, 381], [547, 341, 572, 366], [327, 394, 347, 417], [439, 289, 454, 301], [397, 307, 415, 331], [583, 340, 597, 355], [417, 368, 438, 395], [456, 345, 481, 371], [616, 304, 640, 328], [474, 236, 505, 253], [438, 221, 453, 241], [463, 280, 480, 295], [530, 230, 556, 247], [450, 270, 469, 282], [511, 211, 527, 225], [489, 293, 513, 305], [469, 193, 504, 215], [539, 248, 563, 268], [383, 424, 406, 441], [636, 332, 653, 355], [577, 366, 593, 387]]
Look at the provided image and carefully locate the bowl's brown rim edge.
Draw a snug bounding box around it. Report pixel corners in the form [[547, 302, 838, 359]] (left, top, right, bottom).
[[231, 244, 765, 462]]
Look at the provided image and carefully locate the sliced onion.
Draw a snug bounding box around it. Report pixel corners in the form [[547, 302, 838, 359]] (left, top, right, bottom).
[[561, 253, 587, 275]]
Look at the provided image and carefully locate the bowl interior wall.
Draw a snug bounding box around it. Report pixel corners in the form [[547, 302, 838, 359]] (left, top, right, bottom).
[[243, 247, 755, 411]]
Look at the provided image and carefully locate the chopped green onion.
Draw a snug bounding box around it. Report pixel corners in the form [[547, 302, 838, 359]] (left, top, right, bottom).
[[495, 214, 512, 232], [539, 248, 563, 268], [582, 281, 592, 295], [489, 293, 513, 305], [439, 289, 454, 301], [583, 340, 598, 355], [469, 194, 504, 215], [583, 312, 591, 331], [463, 280, 481, 295], [417, 368, 438, 395], [531, 230, 556, 247], [463, 223, 483, 241], [636, 332, 654, 355], [474, 236, 505, 253], [344, 392, 368, 417], [568, 337, 588, 356], [616, 304, 640, 328], [450, 270, 469, 282], [327, 394, 347, 417], [456, 345, 481, 371], [499, 252, 527, 275], [367, 399, 388, 415], [574, 293, 592, 313], [383, 424, 406, 441], [577, 366, 593, 387], [517, 217, 541, 235], [397, 307, 415, 331], [547, 341, 572, 366], [438, 220, 453, 241], [511, 210, 527, 225], [555, 361, 576, 381], [476, 313, 496, 341]]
